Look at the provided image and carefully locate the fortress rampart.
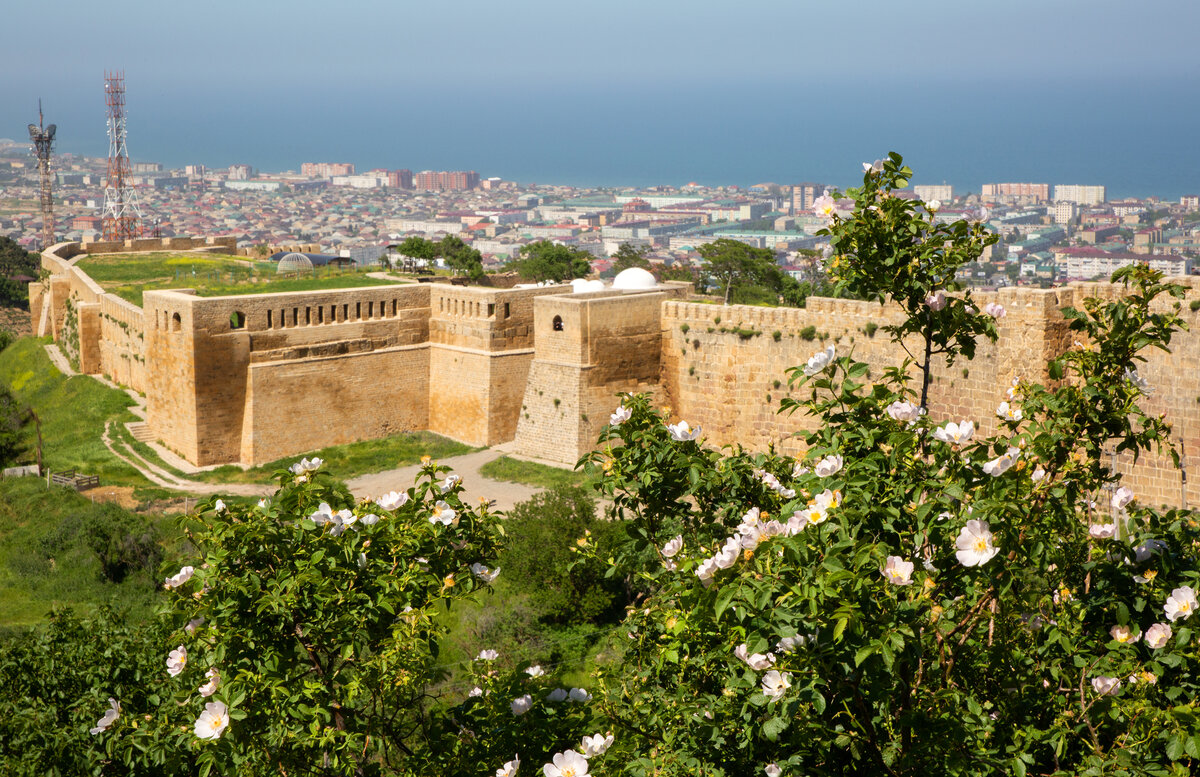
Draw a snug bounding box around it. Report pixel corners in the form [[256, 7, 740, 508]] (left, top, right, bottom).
[[30, 240, 1200, 508]]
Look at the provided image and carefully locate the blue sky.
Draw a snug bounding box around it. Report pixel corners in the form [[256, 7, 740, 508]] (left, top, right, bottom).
[[3, 1, 1199, 194]]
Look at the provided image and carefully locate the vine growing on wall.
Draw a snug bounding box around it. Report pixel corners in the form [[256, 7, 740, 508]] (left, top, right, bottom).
[[60, 295, 80, 371]]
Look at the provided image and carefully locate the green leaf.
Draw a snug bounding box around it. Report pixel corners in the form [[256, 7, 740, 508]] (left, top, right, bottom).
[[714, 586, 737, 619]]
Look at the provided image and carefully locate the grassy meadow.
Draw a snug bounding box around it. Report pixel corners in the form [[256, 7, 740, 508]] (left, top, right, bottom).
[[76, 252, 401, 307]]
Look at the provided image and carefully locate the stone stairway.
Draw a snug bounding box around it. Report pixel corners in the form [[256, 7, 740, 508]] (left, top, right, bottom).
[[127, 421, 155, 443]]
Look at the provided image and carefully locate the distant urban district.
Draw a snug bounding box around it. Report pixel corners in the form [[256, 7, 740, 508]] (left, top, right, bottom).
[[2, 139, 1200, 294]]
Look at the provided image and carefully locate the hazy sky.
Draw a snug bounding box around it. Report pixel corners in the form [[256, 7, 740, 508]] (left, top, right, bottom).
[[3, 1, 1199, 193]]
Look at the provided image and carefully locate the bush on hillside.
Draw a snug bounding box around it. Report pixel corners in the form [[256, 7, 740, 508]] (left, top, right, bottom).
[[502, 485, 630, 625]]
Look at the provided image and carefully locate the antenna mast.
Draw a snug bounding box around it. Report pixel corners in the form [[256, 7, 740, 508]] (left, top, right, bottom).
[[102, 71, 143, 241], [27, 100, 56, 249]]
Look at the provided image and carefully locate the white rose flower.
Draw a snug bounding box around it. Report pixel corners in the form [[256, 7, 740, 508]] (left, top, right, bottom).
[[984, 302, 1006, 318], [996, 402, 1022, 422], [568, 687, 592, 703], [1090, 676, 1121, 697], [1109, 625, 1138, 644], [376, 491, 409, 511], [543, 750, 590, 777], [610, 405, 632, 426], [955, 520, 999, 567], [359, 513, 379, 526], [468, 687, 485, 698], [198, 668, 220, 697], [881, 556, 915, 586], [213, 499, 226, 513], [925, 199, 942, 212], [1031, 467, 1046, 483], [1112, 486, 1134, 511], [1164, 586, 1198, 622], [925, 291, 947, 312], [667, 420, 701, 442], [1124, 368, 1152, 393], [310, 502, 335, 525], [256, 498, 270, 510], [580, 733, 614, 758], [184, 617, 205, 635], [90, 697, 120, 735], [166, 645, 188, 677], [1089, 523, 1117, 539], [761, 670, 792, 700], [812, 194, 837, 220], [477, 649, 500, 661], [713, 540, 740, 569], [802, 345, 836, 376], [696, 556, 720, 584], [472, 563, 501, 583], [662, 535, 683, 558], [933, 420, 975, 445], [1133, 539, 1167, 563], [1144, 622, 1172, 649], [983, 447, 1020, 477], [792, 461, 809, 478], [814, 454, 843, 478], [546, 688, 569, 702], [164, 565, 195, 590], [886, 400, 922, 423], [510, 694, 533, 715], [776, 635, 808, 652], [496, 754, 520, 777], [440, 474, 462, 494], [194, 701, 230, 740], [525, 665, 545, 678], [430, 501, 458, 526], [813, 488, 841, 510], [765, 765, 782, 777]]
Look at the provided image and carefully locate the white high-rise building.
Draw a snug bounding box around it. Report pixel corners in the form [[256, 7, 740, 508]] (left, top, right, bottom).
[[1053, 185, 1106, 205], [914, 184, 953, 203]]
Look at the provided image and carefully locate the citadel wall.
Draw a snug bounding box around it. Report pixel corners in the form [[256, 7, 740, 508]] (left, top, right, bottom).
[[31, 240, 1200, 508]]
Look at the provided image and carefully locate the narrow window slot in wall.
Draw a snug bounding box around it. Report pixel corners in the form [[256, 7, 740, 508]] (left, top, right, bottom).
[[305, 307, 311, 325], [488, 303, 495, 317], [292, 308, 298, 326], [267, 309, 272, 328], [318, 306, 324, 324], [343, 304, 349, 321], [356, 302, 361, 319]]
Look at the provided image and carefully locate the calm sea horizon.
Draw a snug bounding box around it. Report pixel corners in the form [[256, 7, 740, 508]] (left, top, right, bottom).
[[7, 76, 1199, 200]]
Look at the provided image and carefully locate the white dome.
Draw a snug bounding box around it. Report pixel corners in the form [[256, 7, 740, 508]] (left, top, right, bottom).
[[612, 267, 657, 290], [571, 279, 607, 293]]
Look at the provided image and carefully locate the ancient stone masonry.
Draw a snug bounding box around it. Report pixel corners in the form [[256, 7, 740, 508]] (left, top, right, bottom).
[[31, 240, 1200, 508]]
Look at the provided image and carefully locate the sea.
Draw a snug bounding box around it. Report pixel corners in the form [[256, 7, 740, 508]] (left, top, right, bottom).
[[7, 76, 1200, 200]]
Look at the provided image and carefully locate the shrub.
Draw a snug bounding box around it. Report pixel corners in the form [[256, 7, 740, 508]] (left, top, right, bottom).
[[680, 323, 690, 334], [1190, 299, 1200, 312], [502, 486, 628, 625], [578, 154, 1198, 776], [772, 330, 782, 342], [864, 321, 879, 337], [799, 325, 817, 340]]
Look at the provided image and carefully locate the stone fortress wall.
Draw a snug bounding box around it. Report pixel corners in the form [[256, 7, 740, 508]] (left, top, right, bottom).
[[30, 239, 1200, 508]]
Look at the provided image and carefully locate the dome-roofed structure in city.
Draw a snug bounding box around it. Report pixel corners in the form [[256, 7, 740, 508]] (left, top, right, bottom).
[[612, 267, 657, 290]]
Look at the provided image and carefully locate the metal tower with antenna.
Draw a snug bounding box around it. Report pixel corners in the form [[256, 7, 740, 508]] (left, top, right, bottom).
[[101, 71, 143, 241], [27, 101, 56, 250]]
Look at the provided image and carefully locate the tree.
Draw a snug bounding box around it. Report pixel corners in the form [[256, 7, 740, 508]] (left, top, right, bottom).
[[396, 236, 438, 262], [439, 235, 485, 280], [0, 236, 37, 308], [611, 243, 651, 274], [697, 238, 778, 304], [507, 241, 593, 282]]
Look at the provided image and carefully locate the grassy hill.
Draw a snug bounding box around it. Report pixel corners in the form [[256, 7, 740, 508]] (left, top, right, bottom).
[[0, 476, 166, 630]]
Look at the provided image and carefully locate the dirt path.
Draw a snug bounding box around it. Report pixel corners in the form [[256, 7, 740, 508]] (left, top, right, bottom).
[[347, 448, 541, 512]]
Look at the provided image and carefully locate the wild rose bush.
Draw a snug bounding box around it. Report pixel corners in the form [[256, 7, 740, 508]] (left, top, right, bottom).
[[89, 458, 599, 776], [575, 156, 1200, 775]]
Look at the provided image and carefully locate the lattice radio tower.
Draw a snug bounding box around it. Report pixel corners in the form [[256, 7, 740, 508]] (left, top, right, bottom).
[[27, 100, 56, 250], [102, 71, 143, 241]]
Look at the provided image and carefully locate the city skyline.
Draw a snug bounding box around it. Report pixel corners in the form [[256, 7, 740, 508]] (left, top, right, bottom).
[[3, 1, 1200, 197]]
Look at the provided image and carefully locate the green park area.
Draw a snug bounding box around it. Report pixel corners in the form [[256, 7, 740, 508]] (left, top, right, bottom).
[[75, 252, 401, 307]]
